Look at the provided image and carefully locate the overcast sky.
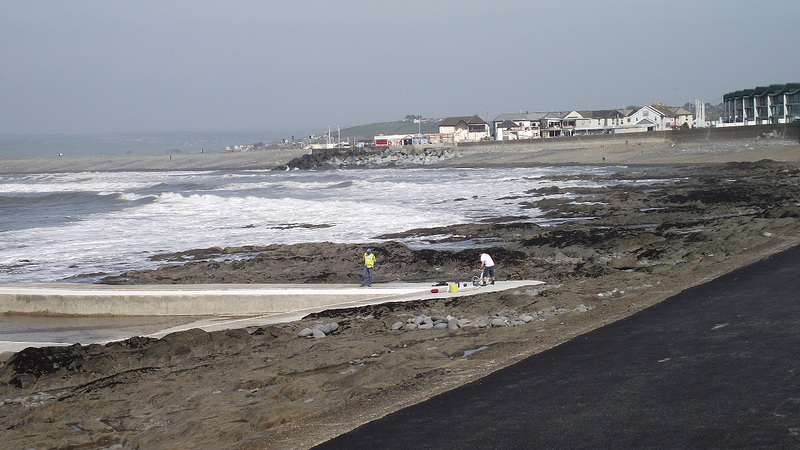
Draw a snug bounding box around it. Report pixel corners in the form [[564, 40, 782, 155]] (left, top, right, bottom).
[[3, 0, 799, 137]]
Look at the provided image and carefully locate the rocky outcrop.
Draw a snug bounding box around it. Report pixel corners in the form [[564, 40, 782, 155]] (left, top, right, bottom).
[[281, 147, 456, 170]]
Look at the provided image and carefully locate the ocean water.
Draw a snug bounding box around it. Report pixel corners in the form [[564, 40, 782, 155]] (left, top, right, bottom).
[[0, 166, 653, 284]]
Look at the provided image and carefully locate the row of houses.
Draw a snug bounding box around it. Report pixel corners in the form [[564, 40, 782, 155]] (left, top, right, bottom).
[[722, 83, 800, 125], [491, 105, 695, 141], [374, 105, 694, 145], [371, 82, 798, 145]]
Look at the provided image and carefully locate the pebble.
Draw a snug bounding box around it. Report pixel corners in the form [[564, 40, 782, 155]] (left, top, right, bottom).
[[520, 314, 534, 323], [490, 318, 507, 327], [312, 329, 326, 339], [298, 321, 340, 338], [295, 300, 599, 338]]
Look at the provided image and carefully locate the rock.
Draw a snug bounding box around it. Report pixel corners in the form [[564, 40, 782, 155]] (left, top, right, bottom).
[[490, 318, 507, 328], [520, 314, 534, 323], [403, 323, 418, 331], [9, 374, 36, 389], [298, 328, 313, 338], [447, 318, 459, 330], [81, 418, 112, 433], [418, 323, 434, 330], [610, 257, 638, 269], [390, 321, 404, 331], [473, 317, 490, 328], [433, 323, 448, 330], [312, 329, 326, 339]]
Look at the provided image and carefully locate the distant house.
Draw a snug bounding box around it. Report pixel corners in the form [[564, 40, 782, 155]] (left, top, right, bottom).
[[576, 109, 634, 134], [540, 111, 568, 137], [438, 115, 490, 142], [492, 112, 544, 140], [627, 105, 694, 131], [627, 106, 663, 131], [665, 106, 694, 129]]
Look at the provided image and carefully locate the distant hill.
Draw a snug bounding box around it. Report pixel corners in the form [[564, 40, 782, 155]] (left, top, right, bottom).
[[336, 118, 440, 140]]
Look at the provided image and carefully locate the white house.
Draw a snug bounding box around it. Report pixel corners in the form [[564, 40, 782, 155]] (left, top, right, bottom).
[[492, 112, 544, 140], [628, 105, 694, 131], [626, 106, 663, 131], [438, 115, 491, 142]]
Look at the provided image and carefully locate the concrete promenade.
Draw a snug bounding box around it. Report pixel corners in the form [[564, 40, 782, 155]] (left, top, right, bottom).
[[315, 245, 800, 449], [0, 280, 540, 353]]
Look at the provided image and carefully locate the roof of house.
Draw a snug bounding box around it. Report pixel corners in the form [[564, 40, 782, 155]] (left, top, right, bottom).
[[650, 105, 675, 117], [724, 83, 800, 100], [668, 106, 693, 116], [439, 114, 487, 127], [542, 111, 572, 119], [494, 109, 636, 123], [577, 109, 634, 119], [497, 119, 519, 129], [492, 112, 547, 122]]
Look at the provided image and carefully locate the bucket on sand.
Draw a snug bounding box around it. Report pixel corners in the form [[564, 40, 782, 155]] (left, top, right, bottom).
[[448, 282, 459, 293]]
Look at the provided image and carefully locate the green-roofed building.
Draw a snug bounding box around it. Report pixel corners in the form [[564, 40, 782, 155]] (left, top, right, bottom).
[[723, 83, 800, 124]]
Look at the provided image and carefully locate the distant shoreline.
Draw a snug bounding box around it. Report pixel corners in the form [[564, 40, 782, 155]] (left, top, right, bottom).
[[0, 148, 309, 174], [2, 132, 799, 174]]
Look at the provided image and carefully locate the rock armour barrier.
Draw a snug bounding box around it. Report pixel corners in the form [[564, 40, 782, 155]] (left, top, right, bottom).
[[282, 147, 456, 170]]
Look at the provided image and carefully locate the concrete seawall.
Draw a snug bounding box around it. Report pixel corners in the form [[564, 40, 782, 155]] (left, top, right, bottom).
[[0, 283, 436, 316], [0, 281, 542, 353], [0, 281, 542, 317]]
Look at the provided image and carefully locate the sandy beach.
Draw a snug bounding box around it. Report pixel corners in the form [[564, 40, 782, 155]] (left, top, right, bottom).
[[1, 134, 800, 449], [3, 127, 799, 174]]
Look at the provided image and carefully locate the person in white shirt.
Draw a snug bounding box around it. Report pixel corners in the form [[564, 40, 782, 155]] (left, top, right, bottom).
[[479, 252, 496, 286]]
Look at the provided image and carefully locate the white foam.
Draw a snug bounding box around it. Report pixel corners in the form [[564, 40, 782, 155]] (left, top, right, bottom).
[[1, 166, 649, 283]]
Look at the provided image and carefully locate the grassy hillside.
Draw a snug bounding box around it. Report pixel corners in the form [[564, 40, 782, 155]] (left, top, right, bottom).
[[338, 120, 439, 139]]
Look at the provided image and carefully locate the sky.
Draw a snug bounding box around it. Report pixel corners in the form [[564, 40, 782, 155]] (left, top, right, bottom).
[[2, 0, 799, 138]]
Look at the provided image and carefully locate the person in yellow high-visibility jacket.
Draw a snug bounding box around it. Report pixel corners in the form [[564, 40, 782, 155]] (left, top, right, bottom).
[[360, 248, 377, 287]]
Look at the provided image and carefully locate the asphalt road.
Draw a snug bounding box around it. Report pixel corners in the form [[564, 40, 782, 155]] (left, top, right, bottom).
[[315, 245, 800, 449]]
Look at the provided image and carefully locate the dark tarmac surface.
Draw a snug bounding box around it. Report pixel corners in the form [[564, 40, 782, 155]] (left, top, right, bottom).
[[315, 245, 800, 449]]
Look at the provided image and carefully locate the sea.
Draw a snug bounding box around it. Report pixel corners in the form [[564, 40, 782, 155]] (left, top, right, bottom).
[[0, 166, 664, 283], [1, 165, 673, 349], [0, 165, 663, 284]]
